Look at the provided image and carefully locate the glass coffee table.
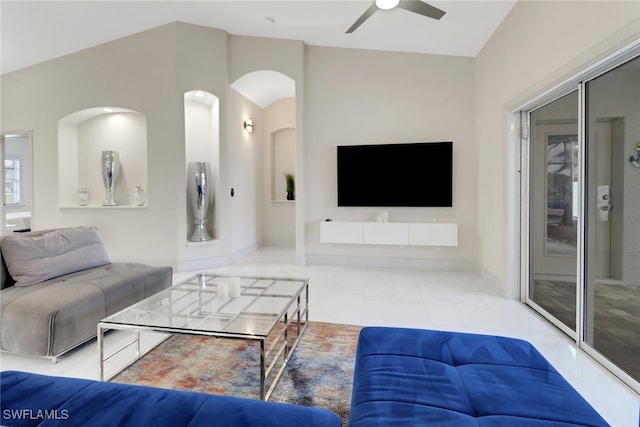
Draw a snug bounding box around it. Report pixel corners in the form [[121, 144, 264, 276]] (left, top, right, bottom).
[[98, 273, 309, 400]]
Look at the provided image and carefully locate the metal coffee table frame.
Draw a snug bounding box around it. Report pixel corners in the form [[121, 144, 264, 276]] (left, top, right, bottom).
[[98, 273, 309, 400]]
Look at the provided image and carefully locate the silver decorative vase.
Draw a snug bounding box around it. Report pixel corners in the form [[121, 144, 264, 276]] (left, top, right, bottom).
[[101, 150, 120, 206], [187, 162, 213, 242]]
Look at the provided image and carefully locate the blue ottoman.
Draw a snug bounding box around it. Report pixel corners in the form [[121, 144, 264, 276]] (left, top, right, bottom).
[[348, 327, 609, 426]]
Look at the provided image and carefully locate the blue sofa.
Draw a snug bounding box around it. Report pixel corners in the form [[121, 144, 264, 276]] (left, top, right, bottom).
[[0, 370, 341, 427], [348, 327, 609, 427]]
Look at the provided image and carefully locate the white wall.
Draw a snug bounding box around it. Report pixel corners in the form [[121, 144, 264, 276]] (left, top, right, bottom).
[[0, 22, 264, 271], [1, 23, 182, 267], [475, 0, 640, 296], [3, 5, 637, 279], [226, 88, 263, 256], [1, 29, 478, 271], [175, 23, 233, 270], [304, 46, 477, 270], [0, 24, 298, 270]]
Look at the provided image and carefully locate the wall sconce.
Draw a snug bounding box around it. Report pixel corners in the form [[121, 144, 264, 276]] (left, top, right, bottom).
[[629, 140, 640, 169], [243, 119, 253, 133]]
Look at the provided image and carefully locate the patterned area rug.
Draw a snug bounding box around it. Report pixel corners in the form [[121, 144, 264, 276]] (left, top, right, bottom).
[[112, 322, 362, 426]]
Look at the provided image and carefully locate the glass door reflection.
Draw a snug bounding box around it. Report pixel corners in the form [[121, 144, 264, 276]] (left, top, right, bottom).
[[584, 55, 640, 382], [528, 91, 579, 333]]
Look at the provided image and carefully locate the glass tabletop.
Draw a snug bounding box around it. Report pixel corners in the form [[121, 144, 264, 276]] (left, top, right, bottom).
[[101, 273, 308, 338]]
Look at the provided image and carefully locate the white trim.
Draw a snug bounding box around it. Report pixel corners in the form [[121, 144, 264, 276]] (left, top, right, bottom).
[[576, 82, 586, 347], [517, 111, 530, 304], [505, 111, 521, 300]]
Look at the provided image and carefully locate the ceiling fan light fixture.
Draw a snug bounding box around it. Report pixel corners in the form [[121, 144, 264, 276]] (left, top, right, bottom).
[[375, 0, 400, 10], [346, 0, 445, 34]]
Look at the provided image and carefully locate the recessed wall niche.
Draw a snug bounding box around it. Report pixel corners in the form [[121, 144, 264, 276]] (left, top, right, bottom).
[[271, 127, 296, 202], [58, 107, 147, 208], [184, 90, 220, 243]]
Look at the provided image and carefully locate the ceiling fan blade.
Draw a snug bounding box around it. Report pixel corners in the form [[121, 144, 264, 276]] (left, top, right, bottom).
[[346, 2, 379, 34], [397, 1, 446, 20]]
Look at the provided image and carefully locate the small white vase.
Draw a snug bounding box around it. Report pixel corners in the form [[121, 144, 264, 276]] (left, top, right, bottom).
[[134, 185, 146, 206], [77, 185, 90, 206]]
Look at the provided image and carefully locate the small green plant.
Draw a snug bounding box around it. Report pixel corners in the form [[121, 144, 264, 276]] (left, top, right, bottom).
[[283, 172, 295, 200]]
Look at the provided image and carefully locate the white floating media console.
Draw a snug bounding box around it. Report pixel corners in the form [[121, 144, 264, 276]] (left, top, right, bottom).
[[320, 221, 458, 247]]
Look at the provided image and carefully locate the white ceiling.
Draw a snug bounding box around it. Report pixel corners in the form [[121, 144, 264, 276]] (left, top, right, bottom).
[[0, 0, 517, 75]]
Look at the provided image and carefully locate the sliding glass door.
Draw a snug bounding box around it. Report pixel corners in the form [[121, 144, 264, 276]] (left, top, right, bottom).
[[527, 91, 579, 335], [584, 55, 640, 383], [522, 52, 640, 391]]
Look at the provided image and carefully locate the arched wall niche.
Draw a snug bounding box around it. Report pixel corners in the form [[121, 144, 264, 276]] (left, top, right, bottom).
[[271, 127, 296, 202], [184, 90, 220, 243], [58, 107, 147, 208]]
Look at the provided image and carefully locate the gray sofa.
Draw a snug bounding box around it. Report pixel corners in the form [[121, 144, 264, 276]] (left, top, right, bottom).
[[0, 227, 172, 361]]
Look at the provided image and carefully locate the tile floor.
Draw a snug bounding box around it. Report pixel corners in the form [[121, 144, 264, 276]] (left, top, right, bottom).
[[1, 247, 639, 426]]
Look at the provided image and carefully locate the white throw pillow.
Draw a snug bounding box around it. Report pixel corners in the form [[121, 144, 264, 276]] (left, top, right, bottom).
[[0, 226, 111, 286]]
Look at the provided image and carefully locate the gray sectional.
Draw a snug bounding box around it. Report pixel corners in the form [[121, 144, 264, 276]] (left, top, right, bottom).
[[0, 227, 172, 361]]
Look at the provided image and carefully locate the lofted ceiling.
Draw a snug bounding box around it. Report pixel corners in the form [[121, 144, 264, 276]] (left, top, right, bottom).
[[1, 0, 517, 75]]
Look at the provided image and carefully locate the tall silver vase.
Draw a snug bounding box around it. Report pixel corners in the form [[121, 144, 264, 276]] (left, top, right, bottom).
[[187, 162, 213, 242], [101, 150, 120, 206]]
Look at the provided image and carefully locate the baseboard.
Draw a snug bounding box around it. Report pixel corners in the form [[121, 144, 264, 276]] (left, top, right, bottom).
[[480, 267, 509, 298], [229, 243, 259, 263], [306, 253, 477, 272], [175, 255, 230, 272]]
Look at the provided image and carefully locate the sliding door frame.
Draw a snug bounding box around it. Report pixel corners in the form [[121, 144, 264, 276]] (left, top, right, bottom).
[[516, 40, 640, 394]]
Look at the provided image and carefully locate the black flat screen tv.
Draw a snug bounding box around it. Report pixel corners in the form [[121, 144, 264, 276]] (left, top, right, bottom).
[[337, 141, 453, 207]]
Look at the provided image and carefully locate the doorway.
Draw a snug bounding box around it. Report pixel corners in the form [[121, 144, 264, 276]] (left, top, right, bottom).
[[229, 71, 297, 251]]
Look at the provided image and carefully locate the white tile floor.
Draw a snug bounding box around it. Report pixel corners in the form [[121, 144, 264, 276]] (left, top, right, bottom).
[[1, 247, 639, 426]]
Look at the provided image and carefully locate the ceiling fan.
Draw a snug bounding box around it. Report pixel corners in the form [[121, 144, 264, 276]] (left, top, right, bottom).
[[346, 0, 446, 34]]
